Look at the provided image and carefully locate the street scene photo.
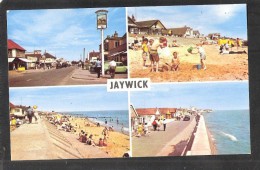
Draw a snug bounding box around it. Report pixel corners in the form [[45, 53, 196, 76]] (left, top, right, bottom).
[[128, 4, 248, 82], [130, 82, 250, 157], [9, 86, 130, 160], [7, 7, 127, 87]]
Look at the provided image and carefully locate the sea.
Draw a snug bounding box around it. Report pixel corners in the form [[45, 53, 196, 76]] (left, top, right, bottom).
[[203, 110, 251, 155], [63, 110, 129, 135]]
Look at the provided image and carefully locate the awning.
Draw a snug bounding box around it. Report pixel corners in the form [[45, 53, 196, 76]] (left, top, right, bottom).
[[8, 58, 15, 63], [18, 58, 32, 63], [110, 51, 127, 57]]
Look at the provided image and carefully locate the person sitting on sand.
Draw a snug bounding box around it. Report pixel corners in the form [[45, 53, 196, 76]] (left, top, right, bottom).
[[97, 122, 100, 127], [171, 51, 180, 71], [172, 40, 180, 47], [98, 138, 107, 147], [220, 49, 247, 55], [81, 134, 87, 143], [87, 134, 96, 146]]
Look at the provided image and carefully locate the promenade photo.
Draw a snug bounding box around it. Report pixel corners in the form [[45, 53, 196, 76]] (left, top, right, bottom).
[[128, 4, 248, 82], [9, 86, 130, 160], [130, 82, 250, 157], [8, 7, 127, 87]]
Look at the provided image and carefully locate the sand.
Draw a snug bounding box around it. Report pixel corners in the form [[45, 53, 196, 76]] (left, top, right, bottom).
[[129, 37, 248, 82], [67, 116, 130, 158]]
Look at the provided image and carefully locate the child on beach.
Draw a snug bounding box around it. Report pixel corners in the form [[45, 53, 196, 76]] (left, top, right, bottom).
[[141, 38, 149, 67], [196, 44, 207, 70], [171, 51, 180, 71]]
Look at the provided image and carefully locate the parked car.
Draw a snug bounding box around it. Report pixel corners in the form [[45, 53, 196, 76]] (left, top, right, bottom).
[[104, 61, 127, 74], [183, 115, 190, 121], [56, 63, 62, 69]]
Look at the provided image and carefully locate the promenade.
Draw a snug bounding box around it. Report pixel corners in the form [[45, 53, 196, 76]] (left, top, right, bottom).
[[11, 117, 108, 160], [132, 116, 197, 157]]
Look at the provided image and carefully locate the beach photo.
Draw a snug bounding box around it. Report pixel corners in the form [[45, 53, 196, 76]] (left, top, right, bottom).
[[130, 81, 250, 157], [7, 7, 127, 87], [127, 4, 248, 82], [9, 86, 130, 160]]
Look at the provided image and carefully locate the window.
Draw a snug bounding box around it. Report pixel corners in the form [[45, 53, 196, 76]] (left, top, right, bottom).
[[115, 41, 119, 48]]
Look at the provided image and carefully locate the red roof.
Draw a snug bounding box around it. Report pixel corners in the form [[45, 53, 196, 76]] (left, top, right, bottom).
[[136, 108, 177, 116], [9, 102, 15, 109], [8, 39, 26, 51]]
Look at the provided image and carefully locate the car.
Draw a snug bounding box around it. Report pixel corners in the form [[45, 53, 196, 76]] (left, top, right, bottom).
[[89, 61, 99, 73], [104, 61, 127, 74], [183, 115, 190, 121]]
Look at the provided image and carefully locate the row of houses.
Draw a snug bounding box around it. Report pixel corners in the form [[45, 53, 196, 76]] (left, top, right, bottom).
[[128, 15, 201, 38], [8, 39, 57, 70], [89, 31, 127, 65]]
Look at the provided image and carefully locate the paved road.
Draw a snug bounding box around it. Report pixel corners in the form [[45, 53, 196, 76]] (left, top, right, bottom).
[[9, 66, 127, 87], [132, 116, 196, 157]]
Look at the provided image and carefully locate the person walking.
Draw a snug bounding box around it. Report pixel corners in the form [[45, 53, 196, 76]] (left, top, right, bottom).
[[95, 58, 102, 78], [152, 119, 157, 131], [163, 118, 167, 131], [26, 106, 34, 124], [196, 44, 207, 70], [109, 59, 117, 79]]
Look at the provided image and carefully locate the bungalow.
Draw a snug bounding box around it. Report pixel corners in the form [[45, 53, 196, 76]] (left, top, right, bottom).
[[130, 105, 140, 132], [128, 16, 139, 34], [193, 30, 200, 38], [168, 26, 194, 37], [135, 20, 167, 35], [41, 52, 57, 68], [208, 33, 221, 40], [159, 108, 177, 119], [9, 103, 27, 118]]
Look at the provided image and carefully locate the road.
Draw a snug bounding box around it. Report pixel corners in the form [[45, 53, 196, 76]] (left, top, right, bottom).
[[132, 116, 196, 157], [9, 66, 127, 87]]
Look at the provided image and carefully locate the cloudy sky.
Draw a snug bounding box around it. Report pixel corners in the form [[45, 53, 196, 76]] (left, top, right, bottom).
[[9, 85, 128, 112], [131, 81, 249, 110], [7, 8, 126, 61], [128, 4, 247, 39]]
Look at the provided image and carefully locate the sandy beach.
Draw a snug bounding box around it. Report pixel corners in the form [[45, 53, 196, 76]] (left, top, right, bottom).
[[63, 115, 130, 158], [11, 113, 130, 160], [129, 37, 248, 82]]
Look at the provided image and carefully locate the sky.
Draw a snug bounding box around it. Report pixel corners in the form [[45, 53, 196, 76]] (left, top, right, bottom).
[[127, 4, 247, 40], [7, 7, 126, 61], [9, 85, 128, 112], [130, 81, 249, 110]]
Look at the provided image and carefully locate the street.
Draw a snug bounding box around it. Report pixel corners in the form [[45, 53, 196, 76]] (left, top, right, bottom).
[[132, 116, 196, 157], [9, 66, 128, 87]]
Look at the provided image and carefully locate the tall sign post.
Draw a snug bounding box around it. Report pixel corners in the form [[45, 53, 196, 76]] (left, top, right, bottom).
[[95, 9, 108, 76]]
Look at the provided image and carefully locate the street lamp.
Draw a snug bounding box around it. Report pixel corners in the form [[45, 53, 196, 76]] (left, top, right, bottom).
[[95, 9, 108, 76]]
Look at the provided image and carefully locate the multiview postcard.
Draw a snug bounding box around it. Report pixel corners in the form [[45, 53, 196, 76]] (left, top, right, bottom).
[[7, 4, 250, 160]]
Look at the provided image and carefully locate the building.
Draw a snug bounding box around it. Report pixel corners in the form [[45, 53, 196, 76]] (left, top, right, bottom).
[[101, 31, 127, 64], [130, 105, 140, 132], [167, 26, 194, 37], [41, 52, 57, 68], [89, 50, 100, 61], [208, 33, 221, 40], [7, 39, 30, 70], [9, 103, 27, 118], [193, 30, 200, 38], [128, 16, 139, 34], [25, 50, 42, 69]]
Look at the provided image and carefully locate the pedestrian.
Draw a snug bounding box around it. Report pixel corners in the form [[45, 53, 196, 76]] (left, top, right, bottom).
[[26, 106, 34, 124], [141, 38, 149, 67], [137, 123, 143, 137], [171, 51, 180, 71], [109, 58, 117, 79], [196, 44, 207, 70], [163, 119, 167, 131], [148, 39, 160, 72], [152, 119, 157, 131], [95, 58, 102, 78], [144, 123, 149, 136]]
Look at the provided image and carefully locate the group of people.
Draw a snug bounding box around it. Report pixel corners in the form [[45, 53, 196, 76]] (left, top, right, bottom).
[[135, 118, 167, 138], [219, 40, 247, 55], [95, 58, 117, 79], [78, 130, 107, 147], [138, 36, 208, 72]]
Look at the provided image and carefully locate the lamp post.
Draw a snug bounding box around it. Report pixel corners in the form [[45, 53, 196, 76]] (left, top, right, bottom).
[[95, 9, 108, 76]]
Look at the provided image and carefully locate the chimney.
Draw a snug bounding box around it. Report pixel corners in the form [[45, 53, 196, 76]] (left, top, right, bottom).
[[132, 15, 135, 22], [114, 31, 118, 37]]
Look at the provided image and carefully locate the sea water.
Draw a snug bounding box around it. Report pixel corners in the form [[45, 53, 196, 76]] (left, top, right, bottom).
[[64, 110, 129, 135], [203, 110, 251, 155]]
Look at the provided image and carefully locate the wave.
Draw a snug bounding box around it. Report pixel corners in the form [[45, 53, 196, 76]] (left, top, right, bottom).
[[220, 131, 238, 141]]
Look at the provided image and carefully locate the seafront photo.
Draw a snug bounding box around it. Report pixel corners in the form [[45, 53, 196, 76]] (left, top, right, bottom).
[[7, 7, 127, 87], [9, 86, 130, 160], [130, 82, 250, 157], [127, 4, 248, 82]]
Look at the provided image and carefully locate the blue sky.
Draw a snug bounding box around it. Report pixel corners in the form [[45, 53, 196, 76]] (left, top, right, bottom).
[[7, 8, 126, 61], [127, 4, 247, 39], [130, 82, 249, 110], [9, 86, 128, 112]]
